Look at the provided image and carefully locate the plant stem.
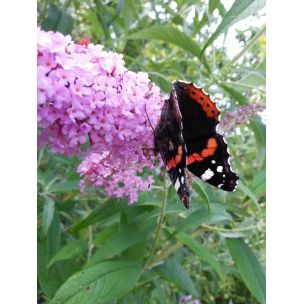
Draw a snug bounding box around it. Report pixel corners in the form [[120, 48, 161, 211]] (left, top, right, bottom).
[[145, 171, 168, 269], [83, 200, 94, 261]]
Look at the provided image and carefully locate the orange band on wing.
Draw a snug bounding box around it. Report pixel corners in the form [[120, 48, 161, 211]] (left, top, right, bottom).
[[167, 158, 176, 170], [167, 145, 183, 170], [187, 84, 220, 119], [187, 138, 218, 165]]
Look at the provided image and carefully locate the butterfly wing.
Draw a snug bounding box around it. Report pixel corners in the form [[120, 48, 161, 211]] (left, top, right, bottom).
[[173, 80, 238, 191], [154, 89, 190, 208], [186, 134, 238, 191]]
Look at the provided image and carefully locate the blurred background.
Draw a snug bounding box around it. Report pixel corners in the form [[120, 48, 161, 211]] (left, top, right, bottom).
[[37, 1, 266, 303]]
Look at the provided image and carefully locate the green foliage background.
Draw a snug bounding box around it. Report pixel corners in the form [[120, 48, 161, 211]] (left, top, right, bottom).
[[37, 0, 266, 303]]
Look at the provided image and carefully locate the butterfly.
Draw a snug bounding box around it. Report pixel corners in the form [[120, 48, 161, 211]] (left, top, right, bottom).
[[154, 81, 238, 209]]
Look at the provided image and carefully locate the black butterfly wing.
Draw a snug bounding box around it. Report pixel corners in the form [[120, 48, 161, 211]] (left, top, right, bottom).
[[186, 134, 238, 191], [173, 80, 238, 191], [154, 89, 190, 208]]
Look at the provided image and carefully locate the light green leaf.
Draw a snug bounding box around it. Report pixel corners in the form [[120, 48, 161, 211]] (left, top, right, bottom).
[[203, 0, 265, 51], [176, 233, 225, 280], [155, 257, 199, 297], [226, 238, 265, 304], [42, 197, 55, 237], [41, 4, 73, 35], [175, 203, 232, 234], [49, 260, 141, 304], [48, 240, 87, 268]]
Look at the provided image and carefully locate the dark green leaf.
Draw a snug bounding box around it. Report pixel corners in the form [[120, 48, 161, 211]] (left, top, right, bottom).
[[128, 25, 209, 71], [48, 181, 80, 193], [87, 217, 156, 266], [192, 179, 210, 205], [128, 25, 201, 58], [226, 238, 265, 304], [41, 4, 73, 35], [219, 84, 249, 105], [42, 197, 55, 237], [249, 119, 266, 150], [175, 203, 232, 234], [49, 260, 141, 304], [48, 240, 87, 268], [251, 170, 266, 196], [155, 257, 199, 297], [71, 200, 127, 232], [153, 279, 166, 304], [176, 233, 225, 279], [203, 0, 265, 51]]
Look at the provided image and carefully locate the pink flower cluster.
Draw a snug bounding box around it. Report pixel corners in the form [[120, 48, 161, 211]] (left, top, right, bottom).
[[37, 29, 163, 204], [217, 103, 265, 136], [77, 152, 153, 204]]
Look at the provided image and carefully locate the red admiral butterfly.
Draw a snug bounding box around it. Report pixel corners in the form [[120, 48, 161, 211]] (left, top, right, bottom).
[[154, 81, 238, 209]]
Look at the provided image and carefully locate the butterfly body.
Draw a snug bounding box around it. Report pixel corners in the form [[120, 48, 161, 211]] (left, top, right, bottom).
[[154, 81, 238, 209]]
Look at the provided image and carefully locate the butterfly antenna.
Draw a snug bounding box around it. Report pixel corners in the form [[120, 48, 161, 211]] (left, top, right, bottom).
[[144, 104, 155, 133]]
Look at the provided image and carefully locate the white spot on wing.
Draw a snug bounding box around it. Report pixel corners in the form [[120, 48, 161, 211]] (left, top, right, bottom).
[[201, 168, 214, 181], [211, 160, 216, 164], [181, 176, 184, 183], [218, 183, 224, 188], [216, 166, 223, 172], [174, 179, 181, 191]]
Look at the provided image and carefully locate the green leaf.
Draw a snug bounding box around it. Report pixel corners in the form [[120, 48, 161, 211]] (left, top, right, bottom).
[[192, 179, 210, 205], [226, 238, 265, 304], [251, 169, 266, 196], [250, 119, 266, 150], [176, 233, 225, 280], [49, 260, 141, 304], [41, 4, 73, 35], [42, 197, 55, 237], [38, 238, 64, 299], [48, 181, 80, 193], [209, 0, 226, 16], [203, 0, 265, 51], [237, 180, 262, 218], [127, 25, 209, 71], [175, 203, 232, 234], [87, 217, 156, 266], [48, 240, 87, 268], [71, 200, 127, 232], [153, 279, 166, 304], [148, 71, 172, 93], [219, 84, 249, 105], [155, 257, 199, 297], [128, 25, 201, 58]]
